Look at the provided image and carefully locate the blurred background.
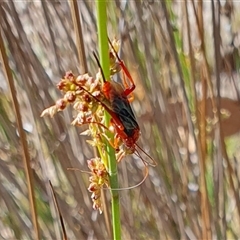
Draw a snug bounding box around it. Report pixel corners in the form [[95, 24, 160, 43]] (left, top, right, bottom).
[[1, 1, 240, 239]]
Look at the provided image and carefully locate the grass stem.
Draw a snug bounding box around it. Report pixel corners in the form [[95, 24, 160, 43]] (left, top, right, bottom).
[[95, 1, 121, 239]]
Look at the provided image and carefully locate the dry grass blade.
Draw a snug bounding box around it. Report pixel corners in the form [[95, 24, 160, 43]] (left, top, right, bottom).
[[0, 5, 39, 240], [69, 0, 88, 73], [183, 0, 197, 111], [41, 0, 62, 74], [188, 1, 212, 238], [211, 0, 226, 237], [49, 181, 68, 240]]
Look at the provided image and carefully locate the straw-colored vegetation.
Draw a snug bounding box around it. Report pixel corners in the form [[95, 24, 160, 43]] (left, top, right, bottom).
[[1, 1, 240, 239]]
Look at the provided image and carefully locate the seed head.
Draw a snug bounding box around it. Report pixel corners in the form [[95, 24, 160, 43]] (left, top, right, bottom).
[[56, 99, 67, 110], [87, 157, 109, 213]]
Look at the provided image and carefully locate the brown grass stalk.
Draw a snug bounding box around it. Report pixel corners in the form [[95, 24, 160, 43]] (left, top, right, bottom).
[[69, 0, 88, 73], [0, 5, 39, 239]]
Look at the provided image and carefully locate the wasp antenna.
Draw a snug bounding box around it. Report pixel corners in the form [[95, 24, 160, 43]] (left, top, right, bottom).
[[108, 37, 122, 63], [76, 84, 123, 125], [103, 161, 149, 191], [92, 51, 106, 83], [49, 180, 68, 240], [135, 144, 158, 167], [74, 120, 109, 132], [67, 168, 93, 175]]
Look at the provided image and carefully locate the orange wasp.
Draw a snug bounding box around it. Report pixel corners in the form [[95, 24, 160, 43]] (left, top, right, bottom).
[[81, 41, 156, 167]]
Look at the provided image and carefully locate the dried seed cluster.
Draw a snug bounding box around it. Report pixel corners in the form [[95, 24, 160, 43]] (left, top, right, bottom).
[[42, 71, 104, 123], [87, 158, 109, 213], [41, 40, 125, 213]]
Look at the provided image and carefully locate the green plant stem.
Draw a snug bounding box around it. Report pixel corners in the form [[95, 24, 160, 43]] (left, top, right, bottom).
[[95, 1, 121, 240]]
